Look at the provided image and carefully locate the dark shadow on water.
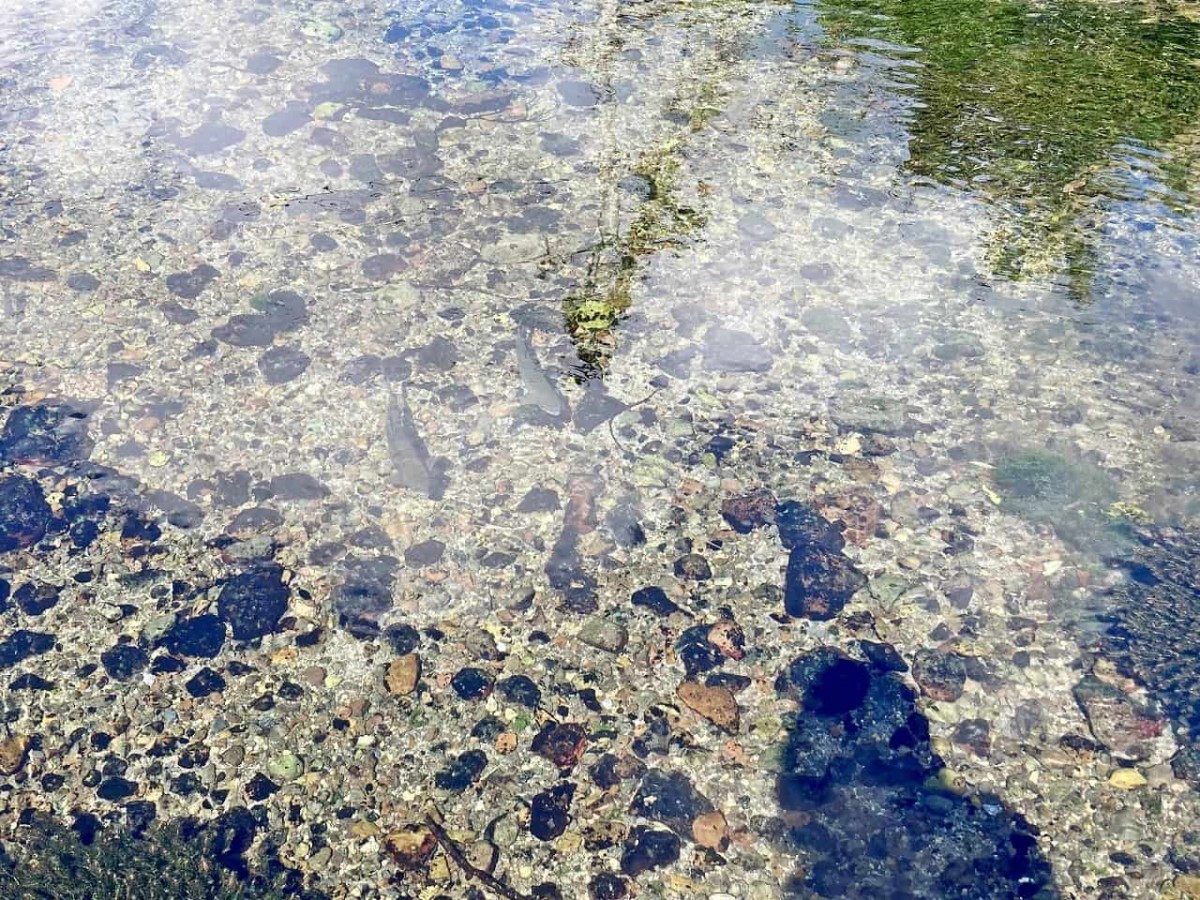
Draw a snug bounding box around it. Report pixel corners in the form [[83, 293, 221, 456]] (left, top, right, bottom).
[[773, 642, 1056, 899]]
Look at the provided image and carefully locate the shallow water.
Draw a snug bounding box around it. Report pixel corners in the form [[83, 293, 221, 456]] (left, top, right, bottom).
[[2, 0, 1200, 897]]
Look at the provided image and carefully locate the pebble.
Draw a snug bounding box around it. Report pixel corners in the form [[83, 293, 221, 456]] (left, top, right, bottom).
[[268, 752, 304, 781], [531, 782, 575, 840], [692, 811, 729, 850], [674, 553, 713, 581], [577, 617, 628, 653], [620, 825, 681, 876], [1108, 768, 1148, 789], [631, 586, 681, 617], [0, 735, 30, 775], [532, 722, 588, 771], [385, 654, 421, 696], [435, 750, 488, 792], [451, 667, 494, 700], [677, 681, 740, 733]]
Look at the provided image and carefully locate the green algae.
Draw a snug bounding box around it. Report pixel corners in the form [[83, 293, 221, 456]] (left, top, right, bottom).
[[0, 812, 322, 900], [992, 448, 1137, 551], [818, 0, 1200, 294]]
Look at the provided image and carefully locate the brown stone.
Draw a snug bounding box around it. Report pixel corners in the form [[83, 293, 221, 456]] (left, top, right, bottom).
[[385, 654, 421, 696], [677, 681, 740, 733], [692, 811, 729, 851], [384, 824, 437, 870], [0, 735, 31, 775]]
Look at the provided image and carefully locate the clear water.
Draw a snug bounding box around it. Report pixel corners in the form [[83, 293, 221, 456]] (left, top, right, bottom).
[[2, 0, 1199, 897]]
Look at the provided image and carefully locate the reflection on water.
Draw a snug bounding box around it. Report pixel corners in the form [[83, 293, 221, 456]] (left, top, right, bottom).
[[818, 0, 1200, 295], [1, 0, 1200, 897]]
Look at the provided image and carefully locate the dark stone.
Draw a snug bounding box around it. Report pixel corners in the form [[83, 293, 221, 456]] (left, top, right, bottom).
[[605, 503, 646, 548], [185, 667, 226, 698], [588, 873, 628, 899], [775, 643, 1052, 898], [471, 716, 506, 741], [676, 626, 724, 677], [451, 667, 494, 701], [67, 272, 101, 292], [631, 586, 680, 617], [911, 649, 968, 702], [405, 540, 445, 566], [0, 630, 55, 668], [212, 314, 276, 347], [530, 782, 574, 841], [96, 777, 137, 801], [1, 403, 92, 465], [674, 553, 712, 581], [162, 614, 226, 658], [361, 253, 407, 281], [589, 753, 646, 789], [13, 582, 59, 615], [784, 543, 865, 620], [532, 722, 587, 771], [268, 473, 328, 500], [11, 673, 55, 690], [165, 264, 219, 299], [384, 623, 421, 654], [100, 644, 150, 681], [620, 826, 681, 877], [434, 750, 488, 792], [262, 103, 310, 137], [245, 773, 280, 801], [518, 487, 560, 513], [217, 565, 290, 640], [258, 346, 311, 384], [721, 488, 777, 533], [177, 122, 245, 156], [226, 506, 282, 535], [775, 501, 844, 553], [497, 675, 541, 708], [630, 770, 714, 837], [702, 327, 773, 373], [557, 80, 601, 107], [952, 718, 992, 756], [706, 672, 753, 693], [333, 555, 398, 637]]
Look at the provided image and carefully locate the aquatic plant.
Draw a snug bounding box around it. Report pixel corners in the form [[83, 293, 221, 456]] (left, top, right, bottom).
[[0, 810, 323, 900], [992, 448, 1135, 551], [818, 0, 1200, 295]]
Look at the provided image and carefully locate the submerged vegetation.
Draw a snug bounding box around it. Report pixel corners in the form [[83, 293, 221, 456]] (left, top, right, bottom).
[[819, 0, 1200, 294], [0, 811, 324, 900]]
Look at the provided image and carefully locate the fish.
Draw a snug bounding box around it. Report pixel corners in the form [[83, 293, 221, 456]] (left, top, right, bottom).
[[385, 387, 435, 496], [514, 326, 566, 416]]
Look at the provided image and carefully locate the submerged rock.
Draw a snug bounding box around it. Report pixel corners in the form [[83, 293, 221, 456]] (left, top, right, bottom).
[[217, 564, 290, 640], [0, 402, 92, 465], [630, 769, 715, 837], [783, 543, 865, 620], [775, 644, 1052, 898]]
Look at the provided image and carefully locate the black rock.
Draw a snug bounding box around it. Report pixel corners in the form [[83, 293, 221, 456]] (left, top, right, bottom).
[[911, 649, 968, 702], [0, 402, 93, 465], [588, 873, 628, 900], [404, 540, 445, 566], [384, 623, 421, 654], [162, 614, 227, 658], [630, 770, 715, 837], [333, 555, 399, 637], [775, 500, 844, 552], [530, 782, 574, 841], [783, 543, 865, 620], [631, 586, 681, 617], [674, 553, 712, 581], [185, 667, 226, 698], [497, 675, 541, 708], [451, 667, 494, 701], [435, 750, 488, 792], [13, 582, 60, 615], [620, 826, 681, 877], [245, 773, 280, 801], [589, 753, 646, 789], [0, 630, 55, 668], [258, 346, 311, 384], [217, 564, 290, 640], [267, 473, 329, 500], [0, 474, 53, 551], [10, 673, 55, 690], [676, 626, 724, 678], [96, 777, 138, 801], [100, 644, 150, 681], [532, 722, 587, 771], [471, 716, 506, 741], [518, 487, 561, 513], [165, 264, 220, 299]]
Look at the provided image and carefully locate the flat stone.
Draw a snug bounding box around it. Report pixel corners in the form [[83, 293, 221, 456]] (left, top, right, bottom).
[[385, 654, 421, 696]]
